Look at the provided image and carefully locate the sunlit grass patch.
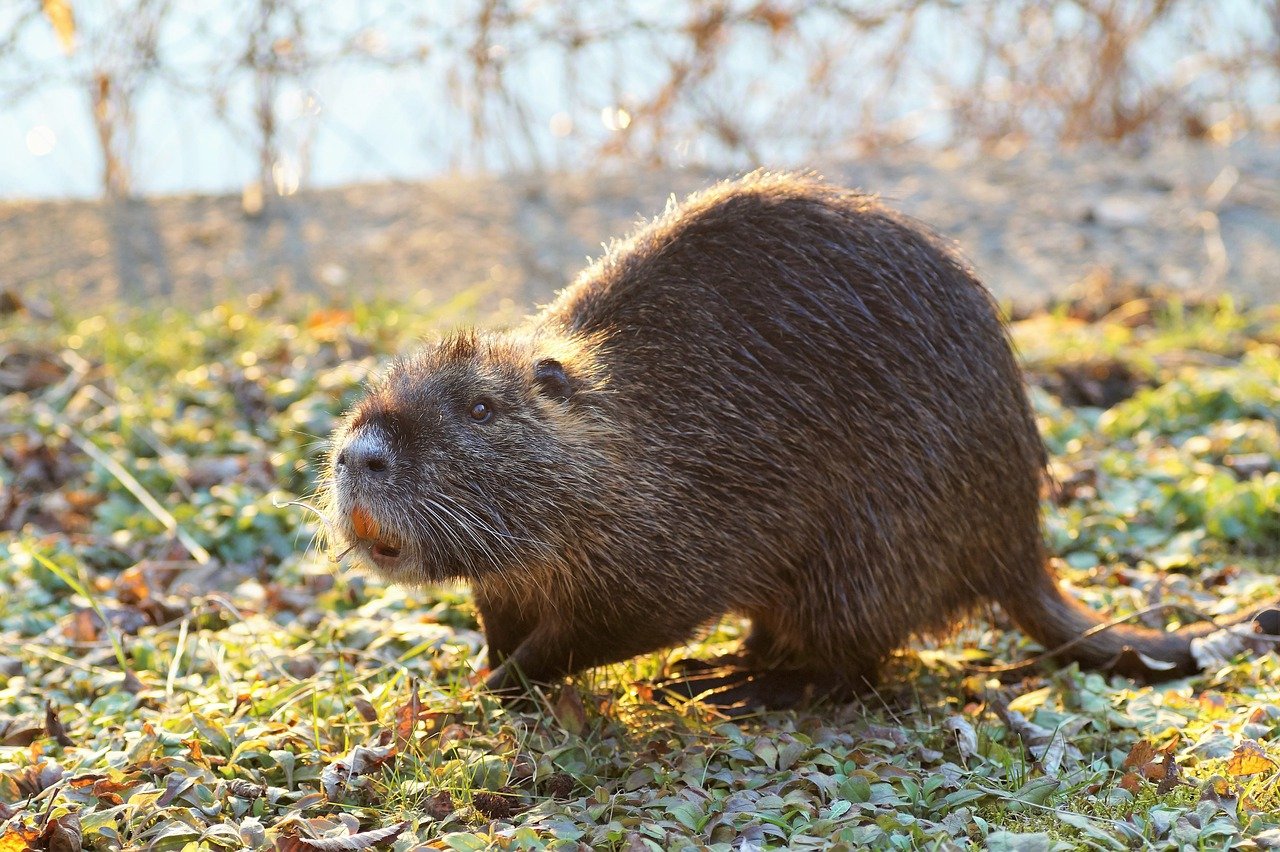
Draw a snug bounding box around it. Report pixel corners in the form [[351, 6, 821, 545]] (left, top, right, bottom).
[[1, 291, 1278, 849]]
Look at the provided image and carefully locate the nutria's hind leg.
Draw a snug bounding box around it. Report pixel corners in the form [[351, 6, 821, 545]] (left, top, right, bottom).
[[660, 619, 786, 677], [654, 622, 877, 713]]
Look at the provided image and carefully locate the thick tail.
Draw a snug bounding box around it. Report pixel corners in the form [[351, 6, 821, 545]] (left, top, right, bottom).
[[1002, 571, 1279, 680]]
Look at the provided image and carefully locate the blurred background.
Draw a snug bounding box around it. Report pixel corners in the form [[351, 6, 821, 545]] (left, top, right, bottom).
[[3, 0, 1279, 311]]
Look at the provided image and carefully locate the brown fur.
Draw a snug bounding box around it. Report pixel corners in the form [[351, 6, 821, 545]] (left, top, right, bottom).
[[325, 172, 1276, 709]]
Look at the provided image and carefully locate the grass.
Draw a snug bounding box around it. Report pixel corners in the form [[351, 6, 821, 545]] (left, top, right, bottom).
[[1, 292, 1278, 850]]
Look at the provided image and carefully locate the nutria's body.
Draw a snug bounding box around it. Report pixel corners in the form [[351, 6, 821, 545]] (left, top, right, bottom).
[[327, 172, 1275, 709]]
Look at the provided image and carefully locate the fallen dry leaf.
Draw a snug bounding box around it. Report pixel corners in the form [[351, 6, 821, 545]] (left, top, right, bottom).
[[424, 789, 455, 820], [44, 701, 74, 747], [321, 743, 396, 801], [943, 715, 979, 762], [1118, 772, 1142, 793], [1155, 752, 1183, 795], [353, 698, 378, 723], [1118, 736, 1183, 794], [0, 346, 69, 394], [1122, 739, 1156, 770], [90, 776, 134, 806], [0, 718, 45, 747], [552, 684, 587, 735], [1226, 739, 1277, 778], [394, 680, 423, 751], [295, 821, 408, 851], [40, 812, 82, 852], [0, 824, 39, 852]]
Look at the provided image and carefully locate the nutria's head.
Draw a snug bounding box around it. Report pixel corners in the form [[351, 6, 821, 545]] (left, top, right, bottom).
[[325, 330, 610, 586]]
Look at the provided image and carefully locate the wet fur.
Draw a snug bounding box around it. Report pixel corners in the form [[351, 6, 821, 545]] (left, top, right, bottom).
[[326, 172, 1273, 706]]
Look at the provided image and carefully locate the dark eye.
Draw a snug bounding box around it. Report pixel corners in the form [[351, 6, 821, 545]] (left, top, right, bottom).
[[468, 399, 494, 423]]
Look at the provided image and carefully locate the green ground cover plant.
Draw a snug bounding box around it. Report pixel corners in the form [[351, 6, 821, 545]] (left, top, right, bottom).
[[1, 291, 1278, 850]]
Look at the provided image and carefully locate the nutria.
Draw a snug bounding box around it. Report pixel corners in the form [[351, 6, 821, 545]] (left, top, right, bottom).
[[324, 172, 1277, 710]]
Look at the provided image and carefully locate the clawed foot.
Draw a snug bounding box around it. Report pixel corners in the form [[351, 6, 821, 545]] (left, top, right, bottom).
[[652, 659, 862, 716]]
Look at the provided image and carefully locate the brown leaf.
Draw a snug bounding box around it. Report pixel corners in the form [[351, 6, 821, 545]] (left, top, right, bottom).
[[1122, 739, 1156, 769], [90, 777, 133, 805], [40, 812, 82, 852], [437, 724, 473, 749], [321, 743, 396, 801], [283, 655, 319, 680], [394, 680, 422, 751], [62, 610, 99, 643], [275, 833, 310, 852], [0, 346, 69, 394], [121, 669, 144, 695], [113, 564, 157, 605], [66, 774, 103, 789], [264, 583, 315, 614], [1248, 706, 1274, 724], [552, 685, 587, 735], [12, 760, 63, 798], [0, 290, 23, 316], [1041, 358, 1143, 408], [1121, 736, 1184, 792], [510, 753, 535, 785], [229, 779, 266, 800], [622, 835, 652, 852], [1155, 753, 1182, 795], [0, 719, 44, 747], [353, 698, 378, 723], [1198, 691, 1227, 711], [1117, 772, 1142, 793], [1202, 564, 1242, 588], [423, 789, 455, 820], [45, 702, 74, 747], [184, 737, 206, 764], [1142, 760, 1167, 782]]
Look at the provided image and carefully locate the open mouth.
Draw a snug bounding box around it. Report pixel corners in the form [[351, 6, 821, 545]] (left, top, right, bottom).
[[370, 540, 401, 559], [350, 505, 402, 565]]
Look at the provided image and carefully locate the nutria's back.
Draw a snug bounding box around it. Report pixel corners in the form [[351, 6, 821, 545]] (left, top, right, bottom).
[[328, 172, 1276, 710], [537, 174, 1046, 662]]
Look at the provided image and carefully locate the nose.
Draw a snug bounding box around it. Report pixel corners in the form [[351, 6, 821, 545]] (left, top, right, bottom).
[[336, 428, 392, 476]]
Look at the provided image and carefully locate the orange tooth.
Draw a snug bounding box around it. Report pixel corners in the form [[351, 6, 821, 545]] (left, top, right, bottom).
[[351, 505, 380, 540]]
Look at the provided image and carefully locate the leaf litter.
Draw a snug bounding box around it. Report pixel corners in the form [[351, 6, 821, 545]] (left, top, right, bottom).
[[0, 294, 1278, 848]]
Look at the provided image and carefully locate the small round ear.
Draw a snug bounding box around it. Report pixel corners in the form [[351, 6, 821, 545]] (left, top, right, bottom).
[[533, 358, 573, 402]]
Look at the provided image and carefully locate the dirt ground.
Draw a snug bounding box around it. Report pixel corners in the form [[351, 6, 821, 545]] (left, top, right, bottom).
[[4, 139, 1278, 317]]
